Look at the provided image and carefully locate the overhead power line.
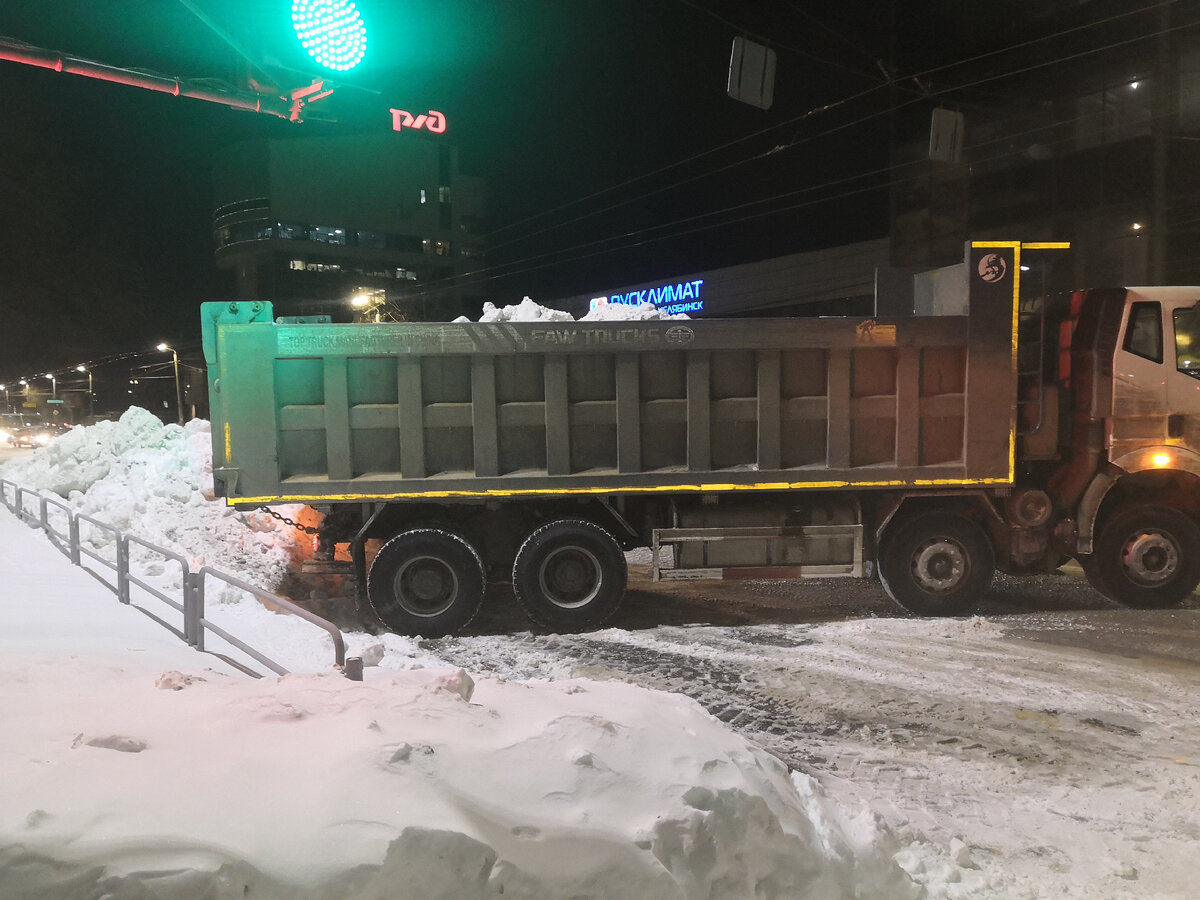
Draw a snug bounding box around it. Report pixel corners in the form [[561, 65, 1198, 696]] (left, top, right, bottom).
[[411, 22, 1199, 303], [480, 0, 1181, 256]]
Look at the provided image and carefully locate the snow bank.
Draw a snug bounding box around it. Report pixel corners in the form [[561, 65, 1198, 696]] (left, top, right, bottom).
[[0, 407, 304, 596], [0, 652, 918, 899], [455, 296, 686, 323]]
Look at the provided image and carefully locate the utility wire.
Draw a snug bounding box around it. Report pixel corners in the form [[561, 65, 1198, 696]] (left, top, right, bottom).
[[674, 0, 884, 83], [413, 69, 1198, 303], [480, 0, 1180, 252], [453, 13, 1198, 294]]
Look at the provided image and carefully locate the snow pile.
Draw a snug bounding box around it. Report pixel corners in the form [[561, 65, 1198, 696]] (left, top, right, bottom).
[[455, 296, 686, 323], [0, 668, 919, 898], [467, 297, 575, 322], [0, 517, 920, 900], [0, 407, 304, 596], [582, 299, 685, 321]]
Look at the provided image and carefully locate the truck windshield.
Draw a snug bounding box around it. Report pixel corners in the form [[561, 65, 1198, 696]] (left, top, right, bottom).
[[1175, 304, 1200, 379]]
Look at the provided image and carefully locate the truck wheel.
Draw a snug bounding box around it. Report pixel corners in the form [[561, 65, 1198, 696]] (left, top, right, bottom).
[[367, 529, 485, 637], [512, 520, 627, 632], [879, 513, 994, 616], [1076, 555, 1115, 600], [1094, 505, 1200, 608]]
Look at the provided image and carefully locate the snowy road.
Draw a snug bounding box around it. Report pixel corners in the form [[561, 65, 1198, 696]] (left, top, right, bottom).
[[404, 570, 1200, 898]]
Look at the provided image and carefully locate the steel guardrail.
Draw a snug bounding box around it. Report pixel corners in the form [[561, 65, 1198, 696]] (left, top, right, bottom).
[[195, 566, 347, 675], [0, 478, 357, 679], [75, 512, 123, 598], [15, 485, 41, 527], [124, 532, 191, 621], [39, 494, 80, 565]]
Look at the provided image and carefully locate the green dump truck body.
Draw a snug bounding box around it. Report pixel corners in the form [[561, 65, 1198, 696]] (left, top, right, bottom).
[[202, 243, 1021, 507], [198, 241, 1200, 635]]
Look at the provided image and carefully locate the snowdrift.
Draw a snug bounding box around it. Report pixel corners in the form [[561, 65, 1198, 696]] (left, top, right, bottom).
[[0, 658, 916, 899]]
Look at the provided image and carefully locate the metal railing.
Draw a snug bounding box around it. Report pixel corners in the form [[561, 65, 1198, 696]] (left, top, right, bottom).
[[0, 476, 358, 680]]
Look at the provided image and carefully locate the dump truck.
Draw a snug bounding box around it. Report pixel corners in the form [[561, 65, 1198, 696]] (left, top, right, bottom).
[[201, 240, 1200, 636]]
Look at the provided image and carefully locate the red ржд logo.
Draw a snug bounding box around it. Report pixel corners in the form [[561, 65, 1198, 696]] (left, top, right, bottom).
[[390, 109, 447, 134]]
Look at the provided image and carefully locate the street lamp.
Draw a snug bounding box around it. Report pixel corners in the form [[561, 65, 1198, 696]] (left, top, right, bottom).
[[44, 373, 56, 399], [76, 365, 93, 419], [350, 287, 386, 322], [156, 343, 184, 425]]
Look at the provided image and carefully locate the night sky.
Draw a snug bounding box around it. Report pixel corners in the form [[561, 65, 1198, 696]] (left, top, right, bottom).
[[0, 0, 975, 401]]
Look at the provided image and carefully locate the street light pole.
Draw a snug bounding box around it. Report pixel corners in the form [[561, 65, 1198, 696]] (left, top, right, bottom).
[[44, 373, 56, 399], [0, 384, 8, 412], [76, 365, 93, 419], [156, 343, 184, 425]]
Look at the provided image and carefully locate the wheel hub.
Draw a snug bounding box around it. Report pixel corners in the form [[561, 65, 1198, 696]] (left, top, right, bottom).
[[539, 547, 602, 609], [395, 556, 458, 617], [1121, 531, 1178, 586], [912, 539, 967, 593]]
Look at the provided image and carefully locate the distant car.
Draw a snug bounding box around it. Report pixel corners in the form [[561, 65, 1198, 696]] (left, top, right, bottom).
[[1, 415, 70, 447], [0, 414, 28, 447], [12, 426, 53, 448]]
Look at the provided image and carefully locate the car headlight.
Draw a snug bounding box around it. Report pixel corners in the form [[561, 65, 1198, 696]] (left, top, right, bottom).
[[0, 428, 9, 441], [36, 432, 51, 446]]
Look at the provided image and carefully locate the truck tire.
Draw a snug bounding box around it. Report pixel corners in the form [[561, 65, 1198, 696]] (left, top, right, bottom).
[[512, 520, 627, 632], [879, 513, 995, 616], [1094, 505, 1200, 608], [1076, 555, 1115, 600], [367, 529, 485, 637]]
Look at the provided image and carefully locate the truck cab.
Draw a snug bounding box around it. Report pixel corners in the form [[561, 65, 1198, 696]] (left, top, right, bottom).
[[1111, 288, 1200, 461], [1042, 287, 1200, 607]]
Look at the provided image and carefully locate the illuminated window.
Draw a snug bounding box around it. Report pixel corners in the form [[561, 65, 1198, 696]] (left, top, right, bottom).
[[439, 186, 451, 203], [311, 226, 346, 245], [1174, 304, 1200, 379]]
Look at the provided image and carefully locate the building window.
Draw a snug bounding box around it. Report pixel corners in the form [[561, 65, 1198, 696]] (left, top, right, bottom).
[[439, 186, 451, 203], [311, 226, 346, 245], [289, 260, 343, 273]]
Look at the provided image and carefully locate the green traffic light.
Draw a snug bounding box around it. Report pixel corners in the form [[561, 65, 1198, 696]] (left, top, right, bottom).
[[291, 0, 367, 72]]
